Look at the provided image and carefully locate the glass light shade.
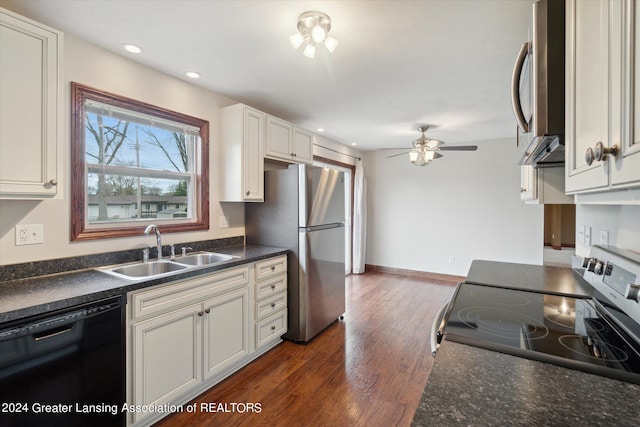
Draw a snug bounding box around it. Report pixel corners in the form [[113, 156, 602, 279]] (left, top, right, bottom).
[[311, 25, 326, 43], [324, 36, 338, 53], [409, 149, 420, 163], [303, 43, 316, 58], [424, 150, 435, 161], [289, 32, 305, 49]]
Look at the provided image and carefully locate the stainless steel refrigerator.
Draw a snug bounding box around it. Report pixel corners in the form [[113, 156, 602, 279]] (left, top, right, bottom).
[[246, 164, 345, 342]]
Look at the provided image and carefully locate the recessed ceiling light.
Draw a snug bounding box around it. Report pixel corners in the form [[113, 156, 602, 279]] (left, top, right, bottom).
[[122, 43, 142, 54], [186, 71, 200, 79], [351, 142, 358, 146], [317, 128, 325, 132]]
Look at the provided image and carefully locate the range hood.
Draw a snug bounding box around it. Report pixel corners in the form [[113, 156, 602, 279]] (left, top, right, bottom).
[[513, 0, 565, 168]]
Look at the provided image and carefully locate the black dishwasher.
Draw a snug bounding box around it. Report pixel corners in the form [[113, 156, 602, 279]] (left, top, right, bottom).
[[0, 296, 125, 426]]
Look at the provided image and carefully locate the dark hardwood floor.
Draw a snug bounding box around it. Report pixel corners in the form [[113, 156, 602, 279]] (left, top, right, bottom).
[[155, 271, 457, 427]]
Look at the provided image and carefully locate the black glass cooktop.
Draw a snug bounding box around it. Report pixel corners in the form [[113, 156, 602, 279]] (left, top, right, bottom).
[[443, 283, 640, 384]]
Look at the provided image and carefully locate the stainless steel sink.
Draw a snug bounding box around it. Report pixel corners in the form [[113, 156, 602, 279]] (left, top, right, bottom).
[[103, 260, 188, 279], [177, 252, 238, 266], [99, 252, 237, 280]]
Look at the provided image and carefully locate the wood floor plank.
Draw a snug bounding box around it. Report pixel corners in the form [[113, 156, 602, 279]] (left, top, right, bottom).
[[154, 271, 457, 427]]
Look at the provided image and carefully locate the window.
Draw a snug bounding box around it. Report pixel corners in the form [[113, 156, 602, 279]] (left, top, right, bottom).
[[71, 83, 209, 240]]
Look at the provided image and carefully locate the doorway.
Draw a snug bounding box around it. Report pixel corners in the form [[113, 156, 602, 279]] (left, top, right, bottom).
[[543, 204, 576, 267]]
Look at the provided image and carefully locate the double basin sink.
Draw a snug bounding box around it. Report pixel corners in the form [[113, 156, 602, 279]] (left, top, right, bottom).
[[100, 252, 238, 280]]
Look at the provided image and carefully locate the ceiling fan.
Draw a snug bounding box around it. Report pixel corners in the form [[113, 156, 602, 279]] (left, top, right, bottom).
[[386, 125, 478, 166]]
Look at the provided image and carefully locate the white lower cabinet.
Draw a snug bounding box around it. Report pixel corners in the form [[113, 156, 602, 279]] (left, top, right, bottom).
[[203, 287, 250, 378], [126, 256, 287, 427], [132, 303, 202, 424], [253, 256, 288, 350]]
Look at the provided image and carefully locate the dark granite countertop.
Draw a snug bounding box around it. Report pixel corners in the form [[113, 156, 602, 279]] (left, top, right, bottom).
[[412, 259, 639, 426], [0, 244, 287, 324], [413, 340, 640, 426], [465, 259, 593, 297]]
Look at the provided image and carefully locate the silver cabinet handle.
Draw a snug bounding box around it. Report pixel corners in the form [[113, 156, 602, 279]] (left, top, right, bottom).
[[586, 142, 618, 166], [594, 141, 618, 162], [271, 284, 276, 290], [271, 303, 276, 308], [197, 311, 204, 317], [271, 325, 276, 331], [47, 179, 57, 186], [205, 308, 211, 314]]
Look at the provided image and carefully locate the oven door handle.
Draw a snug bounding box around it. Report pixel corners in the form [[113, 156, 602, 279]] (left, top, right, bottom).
[[430, 301, 449, 357]]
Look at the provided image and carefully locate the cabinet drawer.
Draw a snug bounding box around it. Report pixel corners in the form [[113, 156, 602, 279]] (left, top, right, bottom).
[[255, 256, 287, 281], [255, 291, 286, 321], [131, 266, 250, 320], [256, 311, 287, 348], [255, 275, 287, 301]]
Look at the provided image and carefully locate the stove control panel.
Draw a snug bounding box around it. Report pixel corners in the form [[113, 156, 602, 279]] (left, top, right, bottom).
[[583, 245, 640, 331]]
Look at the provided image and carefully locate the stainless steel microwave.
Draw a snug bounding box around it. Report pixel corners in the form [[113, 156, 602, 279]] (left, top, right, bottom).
[[512, 0, 565, 168]]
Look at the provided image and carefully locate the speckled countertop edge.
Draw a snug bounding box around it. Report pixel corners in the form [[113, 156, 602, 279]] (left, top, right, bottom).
[[0, 244, 288, 324], [412, 340, 640, 426]]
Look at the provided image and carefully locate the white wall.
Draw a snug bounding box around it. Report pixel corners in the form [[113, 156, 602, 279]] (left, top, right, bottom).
[[0, 33, 243, 265], [575, 205, 640, 256], [363, 137, 544, 276]]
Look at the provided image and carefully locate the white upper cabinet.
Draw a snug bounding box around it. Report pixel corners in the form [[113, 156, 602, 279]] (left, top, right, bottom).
[[565, 0, 640, 200], [265, 115, 313, 164], [291, 127, 313, 163], [0, 8, 62, 199], [219, 104, 265, 202], [612, 0, 640, 188]]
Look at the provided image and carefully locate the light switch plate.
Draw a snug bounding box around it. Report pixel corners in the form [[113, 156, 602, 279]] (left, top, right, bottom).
[[600, 230, 609, 246]]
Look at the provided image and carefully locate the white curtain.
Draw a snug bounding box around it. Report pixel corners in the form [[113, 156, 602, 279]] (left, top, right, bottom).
[[352, 159, 367, 274]]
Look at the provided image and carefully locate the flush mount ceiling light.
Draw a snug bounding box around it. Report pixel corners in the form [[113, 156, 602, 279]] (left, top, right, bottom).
[[289, 11, 338, 59]]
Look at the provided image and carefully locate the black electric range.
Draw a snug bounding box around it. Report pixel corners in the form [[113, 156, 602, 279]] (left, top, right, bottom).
[[441, 245, 640, 384]]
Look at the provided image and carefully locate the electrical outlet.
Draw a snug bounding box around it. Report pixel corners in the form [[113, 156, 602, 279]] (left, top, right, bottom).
[[448, 256, 455, 264], [16, 224, 44, 246]]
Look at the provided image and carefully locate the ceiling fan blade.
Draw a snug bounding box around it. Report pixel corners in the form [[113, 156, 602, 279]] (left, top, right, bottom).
[[438, 145, 478, 151], [386, 151, 410, 158]]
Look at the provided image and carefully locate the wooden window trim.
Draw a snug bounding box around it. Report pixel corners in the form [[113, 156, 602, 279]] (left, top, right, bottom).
[[70, 82, 209, 241]]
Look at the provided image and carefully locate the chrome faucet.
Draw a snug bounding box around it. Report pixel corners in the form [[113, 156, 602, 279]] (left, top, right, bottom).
[[144, 224, 162, 260]]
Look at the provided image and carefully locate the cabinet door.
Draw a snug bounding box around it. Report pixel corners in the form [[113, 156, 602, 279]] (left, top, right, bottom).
[[292, 127, 314, 163], [520, 165, 537, 201], [243, 107, 265, 201], [565, 0, 611, 193], [132, 303, 202, 423], [265, 116, 293, 160], [203, 287, 250, 379], [612, 0, 640, 188], [0, 10, 60, 198]]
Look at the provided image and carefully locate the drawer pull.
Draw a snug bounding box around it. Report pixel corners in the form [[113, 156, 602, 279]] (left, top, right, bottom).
[[271, 265, 276, 271], [271, 325, 276, 331], [271, 284, 276, 290], [205, 308, 211, 314], [271, 302, 276, 308], [197, 311, 204, 317]]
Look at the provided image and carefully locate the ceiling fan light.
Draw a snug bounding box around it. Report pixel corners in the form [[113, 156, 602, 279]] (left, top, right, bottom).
[[409, 149, 420, 163], [289, 32, 305, 49], [303, 42, 316, 58], [324, 36, 338, 53]]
